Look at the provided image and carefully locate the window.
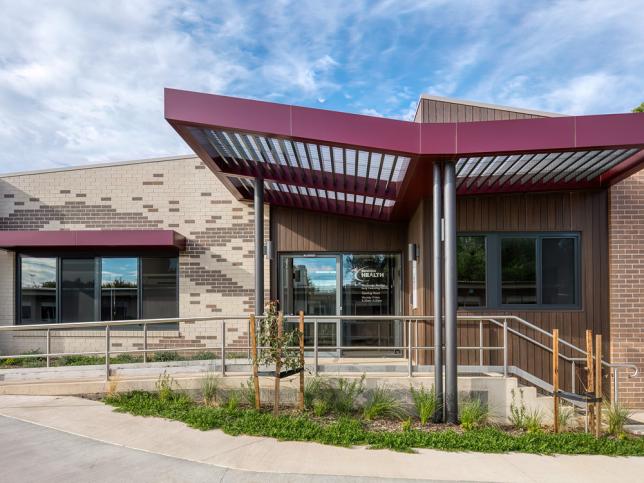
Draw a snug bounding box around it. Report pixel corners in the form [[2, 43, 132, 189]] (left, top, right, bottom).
[[61, 258, 96, 322], [456, 233, 580, 309], [457, 236, 486, 307], [501, 238, 536, 304], [101, 258, 138, 321], [17, 254, 179, 324], [141, 257, 178, 319], [20, 257, 57, 323]]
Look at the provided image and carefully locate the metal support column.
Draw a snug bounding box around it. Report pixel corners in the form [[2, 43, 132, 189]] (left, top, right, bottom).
[[432, 162, 444, 422], [254, 178, 264, 316], [443, 161, 458, 424]]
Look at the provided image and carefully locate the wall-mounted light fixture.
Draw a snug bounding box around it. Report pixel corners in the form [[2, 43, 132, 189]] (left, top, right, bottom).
[[263, 240, 274, 260], [407, 243, 418, 262]]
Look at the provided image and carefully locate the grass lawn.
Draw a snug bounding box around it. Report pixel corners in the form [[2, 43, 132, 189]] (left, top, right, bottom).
[[104, 391, 644, 456]]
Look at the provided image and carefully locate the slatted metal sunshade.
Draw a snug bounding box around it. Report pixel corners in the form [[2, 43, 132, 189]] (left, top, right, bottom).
[[455, 148, 639, 194], [165, 89, 644, 221]]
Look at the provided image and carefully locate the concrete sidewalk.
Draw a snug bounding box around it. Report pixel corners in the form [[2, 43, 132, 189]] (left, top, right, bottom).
[[0, 395, 642, 482]]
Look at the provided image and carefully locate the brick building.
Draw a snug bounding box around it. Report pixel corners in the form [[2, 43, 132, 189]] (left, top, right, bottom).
[[1, 90, 643, 409]]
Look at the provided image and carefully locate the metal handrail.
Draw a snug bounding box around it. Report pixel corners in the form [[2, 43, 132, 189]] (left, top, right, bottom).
[[0, 314, 638, 402]]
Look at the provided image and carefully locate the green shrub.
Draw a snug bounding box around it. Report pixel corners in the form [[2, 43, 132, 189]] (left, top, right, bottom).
[[155, 371, 176, 401], [200, 372, 220, 406], [525, 408, 544, 433], [410, 384, 438, 425], [509, 388, 528, 429], [556, 404, 576, 432], [604, 402, 632, 437], [223, 390, 241, 411], [54, 354, 104, 366], [363, 384, 407, 421], [460, 398, 489, 430], [153, 351, 182, 362], [241, 377, 257, 407], [332, 374, 365, 415], [112, 353, 143, 364], [191, 351, 218, 361], [312, 398, 330, 417], [304, 377, 333, 414], [401, 417, 412, 432]]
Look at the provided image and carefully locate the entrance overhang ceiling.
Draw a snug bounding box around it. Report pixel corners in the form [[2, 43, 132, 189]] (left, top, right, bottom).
[[165, 88, 644, 221]]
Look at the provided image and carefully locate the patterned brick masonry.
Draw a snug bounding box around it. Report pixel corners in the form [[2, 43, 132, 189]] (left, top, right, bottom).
[[0, 155, 268, 357], [609, 168, 644, 408]]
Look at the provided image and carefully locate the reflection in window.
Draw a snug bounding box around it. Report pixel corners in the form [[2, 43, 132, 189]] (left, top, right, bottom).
[[20, 257, 57, 323], [501, 238, 536, 304], [342, 254, 398, 347], [101, 258, 138, 320], [142, 257, 178, 319], [457, 236, 486, 307], [61, 259, 95, 322], [542, 238, 576, 305]]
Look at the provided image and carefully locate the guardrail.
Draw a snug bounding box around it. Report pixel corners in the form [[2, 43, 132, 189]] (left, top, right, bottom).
[[0, 314, 638, 402]]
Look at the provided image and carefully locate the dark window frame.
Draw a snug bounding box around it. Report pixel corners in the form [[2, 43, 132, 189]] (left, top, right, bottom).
[[15, 249, 180, 325], [457, 232, 581, 310]]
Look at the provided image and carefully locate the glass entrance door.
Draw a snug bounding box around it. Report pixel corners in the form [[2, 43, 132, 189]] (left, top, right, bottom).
[[341, 254, 401, 354], [280, 256, 339, 350]]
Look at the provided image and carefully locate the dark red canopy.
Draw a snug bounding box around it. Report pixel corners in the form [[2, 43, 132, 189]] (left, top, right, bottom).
[[165, 88, 644, 221], [0, 230, 186, 249]]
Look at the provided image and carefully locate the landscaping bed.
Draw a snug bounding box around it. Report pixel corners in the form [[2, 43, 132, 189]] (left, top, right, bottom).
[[103, 374, 644, 456]]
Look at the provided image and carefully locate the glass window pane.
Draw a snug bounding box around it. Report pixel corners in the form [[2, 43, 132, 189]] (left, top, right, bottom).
[[542, 238, 576, 305], [141, 257, 178, 319], [501, 238, 537, 304], [20, 257, 57, 323], [101, 258, 138, 320], [61, 259, 96, 322], [457, 236, 486, 307]]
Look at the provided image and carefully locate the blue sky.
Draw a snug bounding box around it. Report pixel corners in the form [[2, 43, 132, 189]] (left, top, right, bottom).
[[1, 0, 643, 172]]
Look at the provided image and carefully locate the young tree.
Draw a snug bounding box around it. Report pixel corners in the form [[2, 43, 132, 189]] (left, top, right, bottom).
[[256, 301, 300, 414]]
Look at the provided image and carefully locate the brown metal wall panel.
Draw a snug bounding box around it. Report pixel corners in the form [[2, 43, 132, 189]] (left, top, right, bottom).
[[416, 98, 546, 123]]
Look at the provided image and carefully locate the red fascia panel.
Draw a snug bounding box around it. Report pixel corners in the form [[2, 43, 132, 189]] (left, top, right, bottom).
[[575, 113, 644, 149], [455, 117, 576, 155], [165, 88, 292, 137], [290, 104, 420, 155], [166, 89, 644, 158], [0, 230, 186, 250]]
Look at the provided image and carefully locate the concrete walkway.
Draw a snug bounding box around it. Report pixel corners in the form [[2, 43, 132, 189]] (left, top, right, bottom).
[[0, 395, 642, 482]]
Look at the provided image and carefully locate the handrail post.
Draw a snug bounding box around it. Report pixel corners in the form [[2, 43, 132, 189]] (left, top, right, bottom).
[[503, 319, 508, 377], [105, 325, 110, 381], [479, 320, 484, 367], [408, 319, 413, 377], [571, 360, 576, 394], [143, 323, 148, 363], [613, 367, 619, 404], [46, 329, 51, 368], [221, 320, 226, 376], [313, 318, 319, 376]]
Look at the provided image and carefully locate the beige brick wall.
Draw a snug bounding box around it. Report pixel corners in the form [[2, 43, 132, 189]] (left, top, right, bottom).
[[0, 155, 267, 357], [609, 169, 644, 408]]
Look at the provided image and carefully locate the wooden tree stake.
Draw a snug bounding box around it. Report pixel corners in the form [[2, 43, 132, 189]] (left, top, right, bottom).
[[274, 312, 283, 415], [553, 329, 559, 433], [586, 330, 594, 433], [250, 314, 261, 410], [595, 334, 602, 438], [298, 311, 305, 411]]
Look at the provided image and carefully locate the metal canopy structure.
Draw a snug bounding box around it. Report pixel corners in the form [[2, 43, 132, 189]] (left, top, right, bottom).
[[165, 88, 644, 221]]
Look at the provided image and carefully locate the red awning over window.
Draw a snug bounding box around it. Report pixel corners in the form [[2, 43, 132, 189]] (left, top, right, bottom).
[[0, 230, 186, 250]]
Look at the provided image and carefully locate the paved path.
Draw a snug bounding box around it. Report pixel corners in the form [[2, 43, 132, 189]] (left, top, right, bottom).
[[0, 395, 642, 482], [0, 417, 427, 483]]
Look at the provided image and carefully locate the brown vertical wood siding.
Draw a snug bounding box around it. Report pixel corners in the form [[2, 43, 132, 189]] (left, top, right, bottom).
[[414, 98, 546, 123], [421, 190, 609, 393], [270, 190, 608, 393]]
